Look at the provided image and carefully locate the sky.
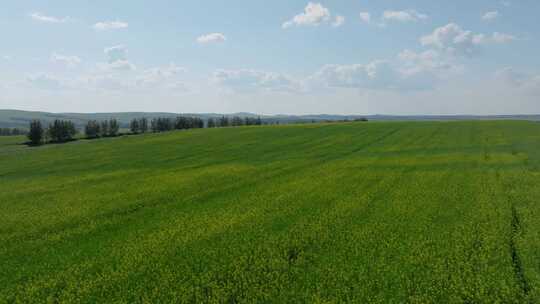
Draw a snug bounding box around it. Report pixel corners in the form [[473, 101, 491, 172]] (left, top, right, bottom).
[[0, 0, 539, 115]]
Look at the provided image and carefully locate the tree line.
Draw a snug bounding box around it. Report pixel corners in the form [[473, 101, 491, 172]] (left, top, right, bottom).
[[85, 119, 120, 139], [26, 115, 367, 146], [207, 116, 263, 128], [27, 120, 77, 146], [0, 128, 26, 136], [128, 115, 263, 133], [144, 116, 205, 133]]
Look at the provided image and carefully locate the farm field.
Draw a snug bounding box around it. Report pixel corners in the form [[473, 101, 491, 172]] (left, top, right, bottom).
[[1, 121, 540, 303]]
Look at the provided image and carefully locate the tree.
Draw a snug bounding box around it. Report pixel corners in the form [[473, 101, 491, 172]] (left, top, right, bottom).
[[219, 116, 229, 127], [151, 118, 158, 133], [157, 117, 173, 132], [85, 120, 101, 139], [13, 128, 24, 135], [195, 117, 204, 128], [138, 118, 148, 133], [47, 120, 76, 143], [231, 116, 243, 127], [175, 116, 188, 130], [129, 119, 140, 134], [109, 119, 120, 136], [28, 120, 44, 145], [100, 121, 109, 137]]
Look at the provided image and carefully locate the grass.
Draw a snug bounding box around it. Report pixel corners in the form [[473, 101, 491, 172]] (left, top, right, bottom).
[[1, 121, 540, 303]]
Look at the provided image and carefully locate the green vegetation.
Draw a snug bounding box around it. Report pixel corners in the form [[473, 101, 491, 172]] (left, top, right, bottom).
[[0, 127, 25, 136], [27, 120, 44, 145], [1, 121, 540, 303], [0, 109, 358, 130]]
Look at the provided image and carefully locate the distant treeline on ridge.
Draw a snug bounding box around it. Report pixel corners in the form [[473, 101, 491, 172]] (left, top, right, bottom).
[[25, 115, 367, 147], [0, 128, 26, 136], [26, 115, 265, 146]]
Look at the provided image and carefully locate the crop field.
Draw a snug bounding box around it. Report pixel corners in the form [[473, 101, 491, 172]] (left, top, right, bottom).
[[1, 121, 540, 303]]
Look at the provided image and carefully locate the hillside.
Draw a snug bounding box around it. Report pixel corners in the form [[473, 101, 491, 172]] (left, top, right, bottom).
[[0, 109, 361, 129], [1, 121, 539, 302], [2, 109, 539, 129]]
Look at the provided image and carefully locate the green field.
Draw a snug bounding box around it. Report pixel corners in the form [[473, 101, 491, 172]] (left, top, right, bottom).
[[1, 121, 540, 303]]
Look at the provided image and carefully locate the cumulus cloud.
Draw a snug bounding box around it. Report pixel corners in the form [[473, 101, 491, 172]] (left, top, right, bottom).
[[398, 49, 456, 73], [29, 12, 70, 23], [332, 15, 345, 28], [307, 52, 461, 92], [214, 55, 454, 94], [103, 45, 135, 71], [282, 2, 331, 28], [104, 45, 128, 63], [50, 53, 81, 67], [421, 23, 515, 57], [359, 12, 371, 24], [93, 21, 128, 31], [382, 10, 428, 22], [197, 33, 227, 44], [397, 49, 463, 89], [308, 61, 404, 90], [213, 69, 301, 92], [106, 60, 136, 71], [482, 11, 499, 21]]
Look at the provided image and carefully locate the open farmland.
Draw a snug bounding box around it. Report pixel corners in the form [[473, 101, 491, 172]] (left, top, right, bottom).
[[1, 121, 540, 303]]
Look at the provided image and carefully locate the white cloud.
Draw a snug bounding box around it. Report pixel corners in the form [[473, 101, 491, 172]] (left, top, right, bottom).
[[332, 15, 345, 28], [282, 2, 331, 28], [137, 64, 186, 87], [93, 21, 128, 31], [482, 11, 499, 21], [359, 12, 371, 24], [398, 49, 456, 73], [397, 49, 462, 90], [382, 10, 428, 22], [307, 51, 462, 92], [196, 33, 227, 44], [29, 12, 70, 23], [103, 45, 135, 71], [421, 23, 515, 57], [491, 32, 516, 43], [26, 74, 65, 90], [86, 75, 129, 91], [495, 67, 527, 85], [213, 69, 301, 92], [305, 60, 437, 91], [50, 53, 81, 67], [495, 67, 540, 94], [106, 60, 136, 71], [104, 45, 127, 63], [308, 61, 405, 90], [2, 55, 12, 61], [214, 54, 454, 94]]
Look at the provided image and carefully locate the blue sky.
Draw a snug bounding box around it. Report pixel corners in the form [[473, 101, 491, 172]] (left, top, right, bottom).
[[1, 0, 539, 115]]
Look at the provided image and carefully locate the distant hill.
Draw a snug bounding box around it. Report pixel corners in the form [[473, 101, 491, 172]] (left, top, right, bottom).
[[0, 110, 366, 129], [1, 109, 539, 129]]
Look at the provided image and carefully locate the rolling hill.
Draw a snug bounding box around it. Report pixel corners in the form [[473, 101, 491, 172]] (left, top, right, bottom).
[[2, 109, 539, 129]]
